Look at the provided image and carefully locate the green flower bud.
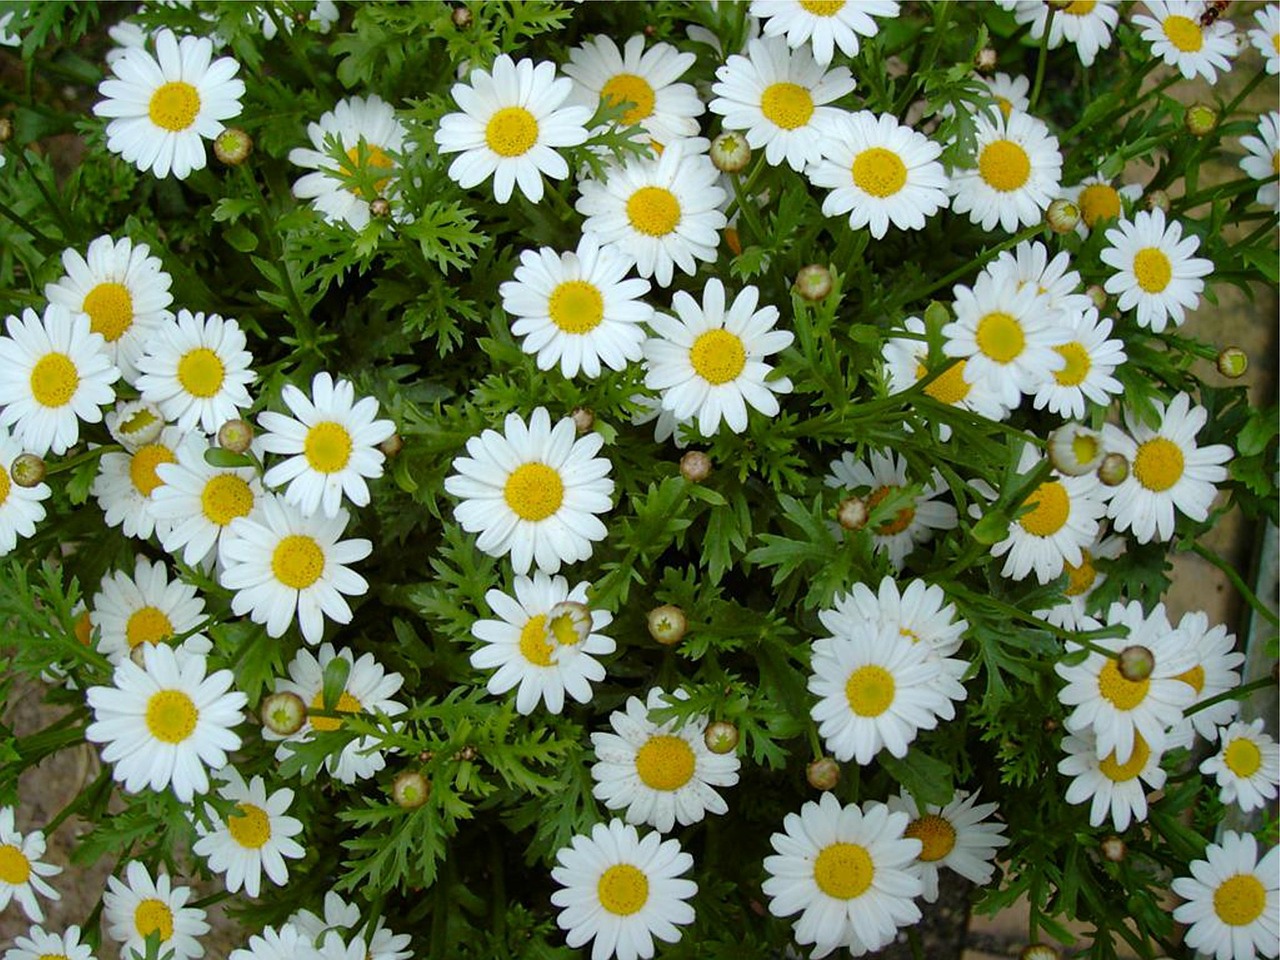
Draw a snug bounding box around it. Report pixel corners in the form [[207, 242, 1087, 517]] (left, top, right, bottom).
[[10, 453, 46, 488], [218, 418, 254, 454], [392, 771, 430, 809], [1118, 645, 1154, 682], [1046, 198, 1080, 234], [794, 264, 833, 301], [1185, 103, 1218, 137], [704, 721, 740, 755], [806, 756, 840, 791], [1216, 347, 1248, 379], [261, 692, 307, 736], [213, 128, 253, 166], [647, 604, 687, 645], [837, 496, 868, 531], [710, 131, 751, 174], [1098, 452, 1129, 487], [680, 450, 712, 483]]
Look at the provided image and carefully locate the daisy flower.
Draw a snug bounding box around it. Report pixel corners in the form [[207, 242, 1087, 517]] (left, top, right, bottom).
[[2, 924, 95, 960], [499, 234, 654, 379], [289, 891, 412, 960], [85, 643, 246, 801], [550, 819, 697, 960], [229, 923, 320, 960], [90, 424, 201, 542], [562, 34, 703, 147], [1003, 0, 1119, 66], [885, 789, 1009, 903], [591, 687, 741, 833], [134, 309, 256, 434], [44, 234, 173, 383], [257, 0, 339, 40], [628, 393, 692, 448], [821, 576, 969, 661], [1100, 208, 1213, 333], [1164, 610, 1244, 748], [192, 766, 306, 898], [0, 808, 61, 923], [152, 438, 265, 567], [1200, 719, 1280, 813], [0, 305, 119, 457], [1035, 532, 1125, 630], [1239, 111, 1280, 214], [264, 643, 406, 784], [1101, 392, 1232, 544], [824, 449, 957, 570], [104, 398, 166, 451], [762, 793, 923, 958], [1061, 175, 1143, 237], [0, 425, 51, 558], [1133, 0, 1237, 83], [1029, 307, 1126, 419], [1058, 729, 1166, 832], [90, 556, 212, 666], [1248, 5, 1280, 73], [444, 407, 614, 575], [470, 572, 616, 715], [949, 108, 1061, 234], [219, 495, 371, 644], [709, 35, 855, 172], [983, 72, 1031, 118], [94, 28, 245, 180], [642, 278, 794, 437], [1171, 831, 1278, 960], [750, 0, 900, 66], [436, 54, 591, 204], [103, 860, 209, 960], [807, 111, 949, 238], [985, 239, 1093, 318], [576, 142, 727, 288], [289, 95, 409, 230]]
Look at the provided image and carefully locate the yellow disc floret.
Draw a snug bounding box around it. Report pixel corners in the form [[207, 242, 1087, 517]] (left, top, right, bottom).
[[548, 281, 605, 334], [1213, 874, 1266, 926], [149, 81, 201, 132], [1020, 481, 1070, 537], [689, 329, 746, 385], [304, 421, 354, 474], [503, 462, 564, 521], [1097, 658, 1150, 711], [852, 147, 908, 198], [905, 814, 957, 862], [975, 311, 1026, 363], [845, 665, 896, 717], [601, 74, 656, 126], [1133, 437, 1185, 492], [485, 107, 538, 158], [227, 802, 272, 849], [145, 689, 198, 744], [634, 734, 696, 791], [29, 353, 79, 408], [626, 186, 681, 237], [978, 140, 1031, 192], [597, 864, 649, 916], [271, 534, 326, 590], [813, 842, 874, 899], [761, 82, 815, 131], [177, 347, 226, 398], [83, 282, 135, 342]]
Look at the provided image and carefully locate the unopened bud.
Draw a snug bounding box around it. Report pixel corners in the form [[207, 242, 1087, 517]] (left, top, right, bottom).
[[106, 400, 165, 450], [1020, 947, 1061, 960], [794, 264, 833, 301], [261, 691, 307, 736], [0, 118, 11, 143], [1144, 189, 1170, 213], [1086, 284, 1107, 310], [647, 604, 687, 645], [1048, 423, 1104, 477], [710, 131, 751, 174], [218, 418, 254, 454], [571, 407, 595, 434], [1118, 645, 1155, 682], [455, 744, 478, 762], [369, 197, 392, 218], [1097, 452, 1129, 487], [1184, 103, 1218, 137], [451, 5, 472, 28], [975, 47, 999, 74], [392, 771, 430, 809], [1100, 835, 1127, 862], [10, 453, 46, 488], [1046, 198, 1080, 234], [1042, 716, 1059, 732], [680, 450, 712, 483], [806, 756, 840, 791], [1216, 347, 1248, 379], [704, 721, 740, 755], [378, 433, 404, 458], [837, 496, 868, 531], [213, 127, 253, 166]]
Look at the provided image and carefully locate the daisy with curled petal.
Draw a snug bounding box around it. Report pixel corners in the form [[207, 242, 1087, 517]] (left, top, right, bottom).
[[135, 309, 256, 434], [1030, 306, 1127, 419], [985, 239, 1093, 318], [90, 556, 211, 666], [94, 28, 245, 180], [750, 0, 901, 66], [90, 424, 202, 542], [1200, 719, 1280, 813], [229, 922, 321, 960], [1058, 729, 1166, 832], [44, 234, 173, 383], [1004, 0, 1119, 67], [885, 789, 1009, 904], [1035, 532, 1125, 630], [1171, 831, 1279, 960], [550, 819, 697, 960], [3, 924, 95, 960], [0, 426, 51, 558], [470, 572, 615, 715], [445, 407, 614, 575], [1249, 5, 1280, 74], [949, 108, 1062, 234], [192, 766, 306, 898], [103, 860, 209, 960], [0, 305, 120, 457], [152, 439, 265, 567], [1101, 392, 1232, 544], [1239, 111, 1280, 214], [1133, 0, 1238, 83], [104, 398, 166, 452], [762, 793, 923, 959], [1165, 610, 1244, 744], [1061, 174, 1143, 237], [1100, 208, 1213, 334], [643, 278, 794, 437], [0, 808, 61, 923], [436, 54, 591, 204]]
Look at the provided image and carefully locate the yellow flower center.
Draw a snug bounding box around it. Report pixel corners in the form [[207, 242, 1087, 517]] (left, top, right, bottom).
[[0, 466, 9, 508], [1063, 0, 1096, 14], [689, 328, 747, 385], [601, 73, 656, 125], [227, 802, 272, 849], [1098, 734, 1150, 782], [799, 0, 845, 15], [1053, 342, 1091, 387], [995, 97, 1014, 119], [517, 613, 570, 667], [1132, 247, 1172, 293], [978, 139, 1031, 192], [304, 421, 353, 474], [0, 845, 30, 884], [1213, 875, 1266, 926], [852, 147, 908, 198], [547, 280, 605, 334], [309, 690, 362, 732], [1097, 657, 1149, 711], [201, 474, 254, 526], [975, 311, 1025, 363], [177, 347, 226, 399], [1163, 14, 1204, 52], [38, 953, 68, 960], [905, 814, 957, 862], [845, 664, 896, 717], [145, 689, 198, 744], [813, 842, 874, 899], [1224, 738, 1263, 778], [125, 606, 175, 649], [867, 485, 916, 535], [635, 734, 697, 790], [1020, 480, 1070, 537], [83, 282, 135, 343], [485, 106, 538, 158], [29, 353, 79, 408], [1273, 32, 1280, 54], [1064, 550, 1097, 597], [1133, 437, 1184, 493], [503, 462, 564, 522], [626, 186, 681, 237], [917, 360, 972, 404], [1078, 183, 1121, 228], [135, 898, 175, 941], [129, 443, 176, 497], [271, 535, 325, 590], [760, 82, 815, 130], [1176, 664, 1205, 694], [1071, 432, 1101, 468], [148, 81, 201, 132], [340, 143, 394, 197], [597, 864, 649, 916]]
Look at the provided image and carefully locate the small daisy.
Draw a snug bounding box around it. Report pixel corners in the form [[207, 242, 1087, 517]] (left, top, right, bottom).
[[264, 643, 406, 784], [982, 72, 1031, 118], [1035, 532, 1125, 630], [1239, 111, 1280, 214], [228, 922, 318, 960], [1164, 612, 1243, 752], [85, 643, 246, 801], [1200, 719, 1280, 813], [1004, 0, 1119, 66], [219, 495, 371, 644], [289, 891, 412, 960], [436, 54, 591, 204], [1058, 729, 1166, 831], [985, 239, 1094, 318], [0, 425, 51, 558], [91, 425, 201, 542], [134, 309, 256, 434], [949, 108, 1062, 234], [825, 449, 957, 569], [577, 142, 727, 289], [0, 808, 61, 923], [471, 572, 615, 715], [444, 407, 614, 575], [1061, 175, 1143, 237], [2, 924, 95, 960], [1171, 831, 1278, 960], [821, 576, 969, 661], [94, 28, 245, 179], [550, 819, 697, 960], [192, 766, 306, 898], [709, 35, 855, 172], [1100, 208, 1213, 333], [1133, 0, 1238, 83], [499, 234, 654, 379], [1029, 307, 1127, 419], [628, 393, 692, 448], [808, 111, 949, 238], [885, 789, 1009, 904], [1101, 392, 1232, 544], [289, 95, 409, 230], [642, 278, 794, 437], [103, 860, 209, 960], [258, 0, 339, 39], [152, 438, 265, 567], [750, 0, 901, 66], [761, 793, 923, 958], [90, 556, 211, 666], [1248, 5, 1280, 74], [591, 687, 741, 833], [0, 305, 120, 457], [44, 235, 173, 383]]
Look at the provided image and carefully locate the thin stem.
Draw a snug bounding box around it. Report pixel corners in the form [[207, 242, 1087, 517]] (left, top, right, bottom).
[[44, 444, 118, 476], [1184, 676, 1279, 718], [908, 928, 925, 960], [722, 152, 768, 224], [1190, 542, 1280, 627], [0, 197, 54, 247], [1175, 175, 1278, 212], [729, 167, 767, 246], [1029, 7, 1056, 111], [916, 223, 1042, 300], [14, 148, 76, 240], [893, 0, 951, 117]]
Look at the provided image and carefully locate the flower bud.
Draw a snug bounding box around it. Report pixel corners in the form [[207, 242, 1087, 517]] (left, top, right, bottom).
[[806, 756, 840, 791], [710, 131, 751, 174], [1046, 198, 1080, 234], [1100, 835, 1127, 862], [0, 117, 11, 143], [1086, 284, 1107, 310], [218, 418, 254, 454], [794, 264, 833, 301], [975, 47, 999, 74], [1144, 189, 1170, 213], [1216, 347, 1248, 379], [370, 197, 392, 218], [1184, 103, 1218, 137], [647, 604, 687, 645], [680, 450, 712, 483], [1118, 645, 1155, 682], [213, 127, 253, 166], [378, 433, 404, 458], [10, 453, 46, 488], [571, 406, 595, 434], [392, 771, 430, 809], [1042, 716, 1059, 732], [451, 5, 472, 28], [261, 691, 307, 736], [836, 496, 868, 531], [1048, 423, 1104, 477], [454, 745, 478, 762], [1020, 947, 1061, 960], [704, 721, 740, 755], [1097, 452, 1129, 487], [545, 600, 592, 646], [106, 400, 165, 451]]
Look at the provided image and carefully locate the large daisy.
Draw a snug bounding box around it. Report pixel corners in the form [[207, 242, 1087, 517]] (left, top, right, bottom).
[[819, 576, 969, 662], [103, 860, 209, 960], [90, 424, 201, 542], [1029, 306, 1127, 419], [1239, 111, 1280, 214], [90, 556, 212, 666], [1100, 208, 1213, 333], [192, 766, 306, 898], [750, 0, 901, 66], [885, 789, 1009, 903], [1058, 729, 1166, 832], [0, 808, 61, 923], [949, 108, 1062, 234], [1171, 831, 1278, 960], [1002, 0, 1119, 66], [1133, 0, 1238, 83], [152, 436, 265, 567], [0, 425, 51, 558], [1200, 719, 1280, 813]]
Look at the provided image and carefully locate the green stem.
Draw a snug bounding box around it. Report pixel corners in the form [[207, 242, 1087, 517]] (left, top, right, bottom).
[[242, 167, 315, 351], [916, 224, 1042, 300], [1190, 542, 1280, 627], [0, 197, 54, 247], [14, 148, 76, 240], [1184, 676, 1279, 718], [908, 928, 925, 960], [729, 167, 767, 247], [1174, 175, 1278, 212], [1029, 7, 1056, 112], [722, 153, 767, 224], [44, 444, 119, 476], [1060, 60, 1165, 144]]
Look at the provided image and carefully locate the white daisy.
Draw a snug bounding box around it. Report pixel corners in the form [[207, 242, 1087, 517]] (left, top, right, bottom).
[[982, 72, 1031, 118], [762, 792, 923, 958], [550, 819, 697, 960], [1200, 719, 1280, 813], [820, 576, 969, 662], [228, 922, 320, 960], [1100, 208, 1213, 333], [1249, 5, 1280, 74], [808, 110, 949, 238], [0, 305, 120, 457], [1058, 729, 1166, 831], [1061, 174, 1143, 237], [750, 0, 900, 66], [628, 392, 692, 448], [0, 425, 51, 558], [90, 556, 212, 666], [91, 424, 201, 541], [103, 860, 209, 960], [985, 239, 1094, 318], [192, 766, 305, 898], [1101, 392, 1232, 544], [949, 108, 1062, 234], [289, 95, 409, 230], [1167, 610, 1245, 743], [85, 643, 246, 801], [94, 28, 245, 179], [44, 234, 173, 383], [1035, 532, 1125, 630], [1239, 111, 1280, 214], [219, 494, 371, 644], [1029, 307, 1126, 419], [444, 407, 614, 575], [257, 0, 339, 39], [435, 54, 591, 204], [1003, 0, 1119, 66], [1171, 831, 1279, 960], [134, 309, 256, 434], [1133, 0, 1238, 83], [0, 808, 61, 923], [499, 234, 653, 379], [885, 789, 1009, 904], [2, 924, 94, 960], [591, 687, 741, 833], [152, 437, 265, 567], [288, 891, 412, 960], [642, 278, 794, 437]]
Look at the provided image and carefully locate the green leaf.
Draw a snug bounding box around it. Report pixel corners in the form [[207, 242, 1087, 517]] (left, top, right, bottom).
[[321, 656, 352, 711], [203, 448, 254, 469], [879, 749, 954, 807]]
